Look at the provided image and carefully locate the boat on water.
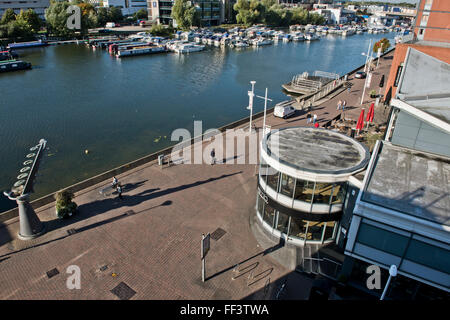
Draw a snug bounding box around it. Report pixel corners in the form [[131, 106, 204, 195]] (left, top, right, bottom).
[[116, 45, 166, 57], [0, 60, 32, 73], [251, 38, 273, 46], [282, 34, 292, 42], [7, 39, 47, 49], [0, 50, 18, 61], [231, 41, 249, 48], [305, 33, 320, 41], [174, 43, 205, 53], [292, 32, 305, 41]]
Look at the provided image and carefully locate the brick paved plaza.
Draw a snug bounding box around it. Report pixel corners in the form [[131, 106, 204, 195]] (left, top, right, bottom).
[[0, 51, 394, 300]]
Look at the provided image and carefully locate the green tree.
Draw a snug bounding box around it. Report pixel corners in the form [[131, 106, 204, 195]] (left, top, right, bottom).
[[373, 38, 390, 54], [108, 6, 123, 23], [17, 9, 42, 33], [97, 7, 109, 27], [171, 0, 198, 30], [134, 8, 148, 20], [291, 7, 308, 25], [45, 0, 75, 37], [233, 0, 264, 27], [1, 8, 16, 25]]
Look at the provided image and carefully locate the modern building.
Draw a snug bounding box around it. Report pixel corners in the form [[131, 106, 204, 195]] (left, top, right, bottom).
[[313, 4, 356, 24], [100, 0, 147, 16], [341, 48, 450, 300], [253, 127, 370, 270], [385, 0, 450, 101], [0, 0, 49, 20], [147, 0, 222, 26]]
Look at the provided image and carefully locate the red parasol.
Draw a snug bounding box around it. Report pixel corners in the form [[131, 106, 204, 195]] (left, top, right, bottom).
[[356, 108, 365, 133], [366, 103, 375, 123]]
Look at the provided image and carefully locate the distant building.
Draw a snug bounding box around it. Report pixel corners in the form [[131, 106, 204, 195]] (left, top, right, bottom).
[[0, 0, 50, 20], [147, 0, 222, 26], [100, 0, 147, 16]]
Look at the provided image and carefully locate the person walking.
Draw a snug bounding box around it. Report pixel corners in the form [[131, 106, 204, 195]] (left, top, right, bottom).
[[306, 112, 312, 124], [112, 176, 118, 188], [347, 86, 351, 94], [313, 114, 318, 124], [210, 148, 216, 165], [116, 184, 123, 200], [342, 100, 347, 111], [337, 100, 342, 110]]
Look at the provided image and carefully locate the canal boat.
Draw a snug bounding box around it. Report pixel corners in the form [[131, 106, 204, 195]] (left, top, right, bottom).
[[0, 60, 32, 73], [7, 40, 47, 49], [116, 45, 166, 57]]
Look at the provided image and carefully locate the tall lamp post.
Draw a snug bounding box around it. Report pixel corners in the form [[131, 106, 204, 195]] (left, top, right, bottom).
[[247, 81, 256, 133], [380, 264, 397, 300]]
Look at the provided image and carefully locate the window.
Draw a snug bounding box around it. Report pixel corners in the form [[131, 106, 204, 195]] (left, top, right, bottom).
[[331, 182, 346, 204], [306, 221, 325, 241], [153, 2, 157, 7], [257, 194, 265, 216], [357, 223, 409, 256], [279, 173, 295, 198], [275, 212, 289, 234], [404, 240, 450, 274], [289, 217, 307, 240], [266, 169, 279, 191], [259, 158, 269, 183], [393, 64, 403, 87], [263, 204, 276, 228], [324, 221, 336, 241], [313, 183, 333, 204], [294, 179, 314, 203]]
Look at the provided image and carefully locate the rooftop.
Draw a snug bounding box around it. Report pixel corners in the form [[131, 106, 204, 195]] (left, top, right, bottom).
[[362, 142, 450, 226], [262, 127, 370, 175]]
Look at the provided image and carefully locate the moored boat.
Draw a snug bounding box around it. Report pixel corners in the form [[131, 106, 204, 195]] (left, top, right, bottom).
[[0, 60, 32, 73]]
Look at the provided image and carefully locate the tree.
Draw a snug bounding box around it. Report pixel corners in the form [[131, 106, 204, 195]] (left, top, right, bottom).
[[373, 38, 390, 54], [45, 0, 75, 37], [171, 0, 198, 30], [97, 7, 109, 27], [233, 0, 264, 27], [108, 6, 123, 23], [134, 8, 148, 20], [18, 9, 42, 33], [1, 8, 16, 25]]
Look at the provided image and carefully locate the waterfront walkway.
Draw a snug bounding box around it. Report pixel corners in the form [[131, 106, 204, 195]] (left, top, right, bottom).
[[0, 51, 394, 300]]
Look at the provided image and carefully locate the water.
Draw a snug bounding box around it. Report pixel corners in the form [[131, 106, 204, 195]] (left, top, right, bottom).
[[0, 33, 395, 213]]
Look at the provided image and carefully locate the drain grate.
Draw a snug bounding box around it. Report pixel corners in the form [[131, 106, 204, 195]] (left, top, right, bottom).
[[210, 228, 227, 241], [124, 210, 136, 216], [67, 229, 77, 235], [111, 282, 136, 300], [46, 268, 59, 279]]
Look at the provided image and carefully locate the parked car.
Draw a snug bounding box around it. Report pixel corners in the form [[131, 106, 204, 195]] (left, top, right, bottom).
[[105, 22, 116, 28], [274, 101, 296, 119], [355, 71, 366, 79]]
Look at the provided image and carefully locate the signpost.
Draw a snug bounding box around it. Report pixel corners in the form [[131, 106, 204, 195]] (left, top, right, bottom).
[[201, 233, 211, 282]]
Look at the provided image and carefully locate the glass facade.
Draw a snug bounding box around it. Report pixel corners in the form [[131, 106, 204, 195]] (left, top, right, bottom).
[[256, 160, 346, 244]]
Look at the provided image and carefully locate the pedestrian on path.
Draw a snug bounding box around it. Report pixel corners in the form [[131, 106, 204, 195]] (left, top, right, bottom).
[[116, 184, 123, 200], [210, 148, 216, 165], [342, 100, 347, 111], [337, 100, 342, 110], [112, 176, 118, 188], [306, 112, 312, 124], [347, 86, 351, 94], [313, 114, 318, 124]]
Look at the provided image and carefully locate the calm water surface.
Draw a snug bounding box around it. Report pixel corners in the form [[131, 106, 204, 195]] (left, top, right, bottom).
[[0, 33, 395, 212]]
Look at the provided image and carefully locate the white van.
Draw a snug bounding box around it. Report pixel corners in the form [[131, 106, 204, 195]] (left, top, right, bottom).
[[106, 22, 116, 28], [274, 102, 296, 119]]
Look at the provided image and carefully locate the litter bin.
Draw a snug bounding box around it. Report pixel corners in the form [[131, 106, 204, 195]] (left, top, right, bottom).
[[344, 74, 348, 81]]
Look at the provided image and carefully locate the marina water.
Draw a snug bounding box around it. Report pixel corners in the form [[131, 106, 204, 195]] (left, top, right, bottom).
[[0, 32, 395, 213]]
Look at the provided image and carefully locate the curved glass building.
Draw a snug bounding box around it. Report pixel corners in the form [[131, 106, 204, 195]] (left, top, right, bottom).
[[256, 127, 370, 246]]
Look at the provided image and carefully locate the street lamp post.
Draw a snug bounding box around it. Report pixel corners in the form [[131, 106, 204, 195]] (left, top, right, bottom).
[[380, 265, 397, 300], [247, 81, 256, 134]]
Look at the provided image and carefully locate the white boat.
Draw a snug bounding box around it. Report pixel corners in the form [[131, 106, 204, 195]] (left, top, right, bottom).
[[251, 38, 273, 46], [305, 33, 320, 41], [292, 33, 305, 41], [174, 43, 205, 53], [282, 34, 292, 42]]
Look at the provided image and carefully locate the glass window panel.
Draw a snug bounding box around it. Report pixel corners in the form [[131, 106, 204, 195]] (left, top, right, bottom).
[[357, 223, 409, 257], [259, 157, 269, 183], [279, 173, 295, 198], [276, 212, 289, 234], [257, 194, 265, 217], [313, 183, 333, 204], [324, 221, 336, 240], [289, 217, 307, 240], [266, 168, 279, 191], [263, 204, 276, 228], [404, 240, 450, 274], [294, 179, 314, 203], [331, 183, 346, 204], [306, 221, 325, 241]]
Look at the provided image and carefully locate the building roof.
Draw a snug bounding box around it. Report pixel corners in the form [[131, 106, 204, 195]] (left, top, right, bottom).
[[362, 142, 450, 226], [396, 48, 450, 127], [262, 127, 370, 175]]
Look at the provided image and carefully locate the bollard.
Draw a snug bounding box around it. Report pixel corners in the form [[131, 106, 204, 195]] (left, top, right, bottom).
[[158, 154, 164, 166]]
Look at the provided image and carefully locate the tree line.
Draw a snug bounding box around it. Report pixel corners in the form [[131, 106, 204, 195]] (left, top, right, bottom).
[[1, 0, 148, 39]]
